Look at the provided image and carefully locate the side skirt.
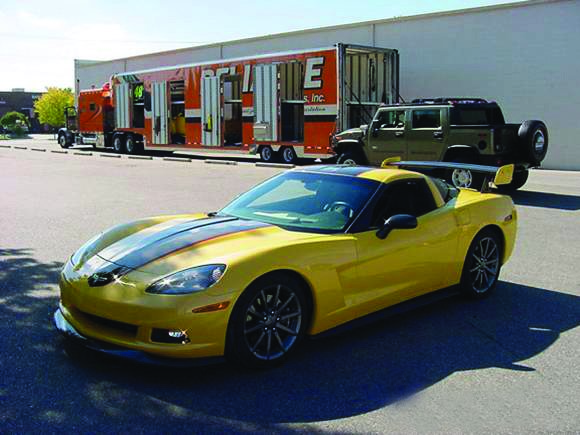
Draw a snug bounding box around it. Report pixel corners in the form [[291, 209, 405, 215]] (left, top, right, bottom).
[[310, 286, 460, 340]]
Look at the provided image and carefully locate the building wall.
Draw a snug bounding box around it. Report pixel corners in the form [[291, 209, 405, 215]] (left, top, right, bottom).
[[0, 91, 47, 133], [75, 0, 580, 169]]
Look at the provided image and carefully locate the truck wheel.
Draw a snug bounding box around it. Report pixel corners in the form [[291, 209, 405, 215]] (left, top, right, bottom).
[[499, 169, 529, 191], [337, 152, 362, 166], [113, 135, 125, 154], [518, 120, 548, 166], [125, 135, 140, 155], [58, 133, 71, 149], [280, 147, 297, 164], [259, 146, 274, 162]]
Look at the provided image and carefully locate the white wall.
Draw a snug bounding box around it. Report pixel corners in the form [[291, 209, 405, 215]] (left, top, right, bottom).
[[75, 0, 580, 169]]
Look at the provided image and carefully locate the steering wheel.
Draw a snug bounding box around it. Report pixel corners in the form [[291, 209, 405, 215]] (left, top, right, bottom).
[[323, 201, 355, 218]]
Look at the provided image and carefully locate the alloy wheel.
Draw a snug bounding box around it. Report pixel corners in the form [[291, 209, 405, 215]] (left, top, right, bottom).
[[469, 236, 500, 293], [243, 284, 302, 361], [452, 168, 473, 188]]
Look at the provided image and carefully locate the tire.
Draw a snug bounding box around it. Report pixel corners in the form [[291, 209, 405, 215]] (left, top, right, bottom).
[[113, 135, 125, 154], [226, 272, 311, 368], [498, 169, 529, 192], [280, 146, 297, 164], [447, 156, 484, 190], [518, 120, 548, 166], [259, 146, 274, 162], [58, 133, 71, 149], [337, 152, 362, 166], [459, 228, 503, 298], [125, 135, 140, 155]]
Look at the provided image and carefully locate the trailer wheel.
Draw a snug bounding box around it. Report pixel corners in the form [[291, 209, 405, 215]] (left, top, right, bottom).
[[259, 146, 274, 162], [280, 147, 297, 164], [113, 135, 125, 154]]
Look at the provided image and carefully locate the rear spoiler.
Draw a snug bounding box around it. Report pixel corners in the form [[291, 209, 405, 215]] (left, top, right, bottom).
[[381, 158, 514, 192]]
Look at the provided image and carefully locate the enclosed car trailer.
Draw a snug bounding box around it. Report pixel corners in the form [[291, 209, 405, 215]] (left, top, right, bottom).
[[63, 44, 399, 163]]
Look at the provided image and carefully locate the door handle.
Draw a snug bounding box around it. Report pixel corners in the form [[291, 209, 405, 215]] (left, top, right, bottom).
[[154, 116, 160, 134], [395, 131, 404, 137], [433, 131, 444, 139]]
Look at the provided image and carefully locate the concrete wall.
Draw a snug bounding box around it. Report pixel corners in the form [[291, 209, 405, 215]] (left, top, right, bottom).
[[75, 0, 580, 169]]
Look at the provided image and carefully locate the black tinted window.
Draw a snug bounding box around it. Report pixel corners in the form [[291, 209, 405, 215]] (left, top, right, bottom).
[[371, 179, 437, 227], [375, 110, 405, 128], [412, 110, 441, 128], [450, 106, 506, 125]]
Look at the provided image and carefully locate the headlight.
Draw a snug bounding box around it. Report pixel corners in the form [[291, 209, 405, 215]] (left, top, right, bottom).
[[146, 264, 226, 295]]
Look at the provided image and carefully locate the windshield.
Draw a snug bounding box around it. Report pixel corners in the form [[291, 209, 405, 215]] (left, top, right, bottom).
[[220, 171, 379, 232]]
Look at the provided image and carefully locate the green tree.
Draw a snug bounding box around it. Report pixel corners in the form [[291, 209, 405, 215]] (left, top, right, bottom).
[[34, 87, 74, 128], [0, 111, 28, 128]]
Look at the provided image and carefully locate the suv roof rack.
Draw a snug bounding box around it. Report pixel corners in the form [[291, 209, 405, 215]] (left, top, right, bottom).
[[410, 97, 489, 104]]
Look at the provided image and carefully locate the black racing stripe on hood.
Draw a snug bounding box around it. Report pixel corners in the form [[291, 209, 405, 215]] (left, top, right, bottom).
[[97, 216, 235, 264], [104, 218, 272, 270]]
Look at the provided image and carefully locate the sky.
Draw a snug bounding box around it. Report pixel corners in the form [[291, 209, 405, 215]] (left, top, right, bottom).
[[0, 0, 523, 92]]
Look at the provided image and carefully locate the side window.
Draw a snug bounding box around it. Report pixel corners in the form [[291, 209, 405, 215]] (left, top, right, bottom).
[[370, 179, 437, 228], [89, 103, 96, 112], [374, 110, 405, 129], [412, 109, 441, 129]]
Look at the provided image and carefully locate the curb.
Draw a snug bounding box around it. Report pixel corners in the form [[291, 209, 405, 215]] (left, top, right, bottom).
[[51, 150, 68, 154], [205, 159, 238, 166], [31, 147, 46, 152], [255, 162, 295, 169], [73, 151, 93, 156], [163, 157, 191, 163], [100, 153, 121, 158], [128, 155, 153, 160]]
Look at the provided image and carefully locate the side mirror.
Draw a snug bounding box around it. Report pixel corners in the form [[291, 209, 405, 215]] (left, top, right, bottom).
[[376, 214, 418, 239]]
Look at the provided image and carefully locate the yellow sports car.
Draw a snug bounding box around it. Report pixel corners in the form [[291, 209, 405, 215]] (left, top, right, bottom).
[[54, 161, 517, 368]]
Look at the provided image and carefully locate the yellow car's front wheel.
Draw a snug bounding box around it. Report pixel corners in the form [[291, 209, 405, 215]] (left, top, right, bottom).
[[226, 272, 311, 368]]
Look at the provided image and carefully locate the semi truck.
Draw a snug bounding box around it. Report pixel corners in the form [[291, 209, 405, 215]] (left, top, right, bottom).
[[58, 43, 399, 163]]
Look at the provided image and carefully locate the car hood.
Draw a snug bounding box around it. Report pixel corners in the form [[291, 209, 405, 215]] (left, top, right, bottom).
[[72, 214, 320, 278]]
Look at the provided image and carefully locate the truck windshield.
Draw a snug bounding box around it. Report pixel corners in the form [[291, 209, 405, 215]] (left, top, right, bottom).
[[220, 171, 379, 233]]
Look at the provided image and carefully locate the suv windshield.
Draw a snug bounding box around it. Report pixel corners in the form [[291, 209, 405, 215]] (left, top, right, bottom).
[[220, 171, 379, 232]]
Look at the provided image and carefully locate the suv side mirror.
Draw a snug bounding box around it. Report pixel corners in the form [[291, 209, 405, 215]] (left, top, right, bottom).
[[376, 214, 418, 239]]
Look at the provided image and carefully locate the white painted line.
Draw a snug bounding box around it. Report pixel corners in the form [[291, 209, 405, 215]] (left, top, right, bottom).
[[128, 155, 153, 160], [255, 162, 295, 169], [100, 154, 121, 158], [31, 147, 46, 152], [163, 157, 191, 162], [73, 152, 93, 156], [204, 159, 238, 166], [51, 150, 68, 154]]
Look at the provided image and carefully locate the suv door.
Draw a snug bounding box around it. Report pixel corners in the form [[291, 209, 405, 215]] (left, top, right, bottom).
[[367, 108, 407, 165], [406, 107, 448, 161]]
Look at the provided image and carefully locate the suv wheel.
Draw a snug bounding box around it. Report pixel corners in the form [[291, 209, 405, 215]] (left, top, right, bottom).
[[448, 157, 484, 190], [518, 120, 548, 166], [499, 169, 529, 191], [337, 152, 362, 166]]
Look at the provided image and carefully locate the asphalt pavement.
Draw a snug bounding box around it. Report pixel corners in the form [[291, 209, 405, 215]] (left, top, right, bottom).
[[0, 136, 579, 433]]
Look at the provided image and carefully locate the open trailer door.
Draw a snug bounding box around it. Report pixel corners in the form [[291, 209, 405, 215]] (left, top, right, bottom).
[[201, 76, 221, 146], [253, 63, 279, 142], [151, 81, 169, 144], [337, 44, 399, 132], [114, 83, 131, 129]]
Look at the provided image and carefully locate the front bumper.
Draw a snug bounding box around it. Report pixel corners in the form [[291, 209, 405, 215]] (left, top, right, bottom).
[[53, 308, 225, 367]]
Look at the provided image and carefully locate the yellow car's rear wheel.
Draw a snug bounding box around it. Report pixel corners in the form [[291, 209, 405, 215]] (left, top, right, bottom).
[[226, 273, 310, 368], [460, 228, 502, 298]]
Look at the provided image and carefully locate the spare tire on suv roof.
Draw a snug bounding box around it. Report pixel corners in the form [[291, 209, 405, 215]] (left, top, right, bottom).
[[518, 120, 548, 166]]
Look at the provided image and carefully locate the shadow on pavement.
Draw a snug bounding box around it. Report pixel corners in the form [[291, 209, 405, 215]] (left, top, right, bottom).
[[511, 190, 580, 211], [1, 248, 579, 432]]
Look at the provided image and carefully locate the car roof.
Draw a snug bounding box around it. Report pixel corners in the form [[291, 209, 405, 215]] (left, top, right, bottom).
[[294, 165, 423, 183]]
